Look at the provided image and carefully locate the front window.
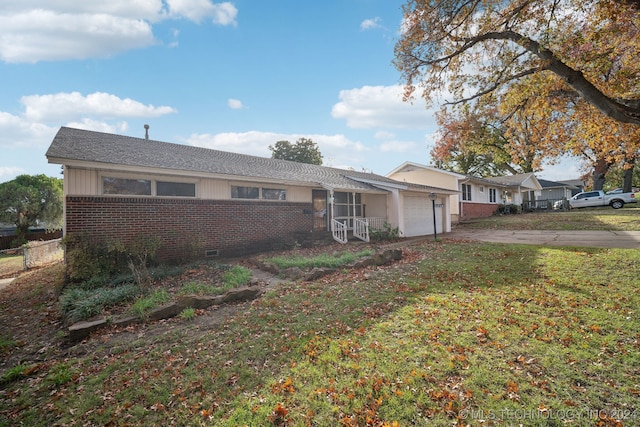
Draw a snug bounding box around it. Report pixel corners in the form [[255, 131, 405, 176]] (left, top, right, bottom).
[[103, 177, 151, 195], [462, 184, 472, 201], [157, 181, 196, 197], [231, 186, 260, 199], [489, 188, 497, 203], [262, 188, 287, 200]]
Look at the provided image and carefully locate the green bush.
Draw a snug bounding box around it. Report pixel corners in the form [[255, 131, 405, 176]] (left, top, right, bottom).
[[370, 222, 400, 241], [496, 204, 521, 215], [63, 233, 161, 285]]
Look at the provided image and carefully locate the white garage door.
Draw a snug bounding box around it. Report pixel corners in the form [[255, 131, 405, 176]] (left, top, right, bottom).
[[403, 195, 442, 237]]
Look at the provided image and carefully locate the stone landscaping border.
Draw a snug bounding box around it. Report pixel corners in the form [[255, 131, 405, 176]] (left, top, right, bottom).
[[68, 286, 263, 342], [67, 248, 403, 342]]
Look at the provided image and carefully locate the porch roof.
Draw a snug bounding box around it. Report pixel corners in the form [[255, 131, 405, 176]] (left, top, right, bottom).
[[46, 127, 454, 195]]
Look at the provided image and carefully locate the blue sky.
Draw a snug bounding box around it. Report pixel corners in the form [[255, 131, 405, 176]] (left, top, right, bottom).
[[0, 0, 581, 184]]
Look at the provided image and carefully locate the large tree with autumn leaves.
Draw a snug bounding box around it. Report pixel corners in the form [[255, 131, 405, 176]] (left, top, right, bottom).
[[394, 0, 640, 189]]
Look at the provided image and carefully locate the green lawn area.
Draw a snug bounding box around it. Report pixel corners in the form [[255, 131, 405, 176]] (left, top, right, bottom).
[[0, 253, 22, 277], [2, 239, 639, 426], [457, 205, 640, 231]]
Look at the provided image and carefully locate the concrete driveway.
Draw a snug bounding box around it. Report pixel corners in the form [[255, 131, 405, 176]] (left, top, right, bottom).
[[0, 277, 16, 292], [444, 229, 640, 249]]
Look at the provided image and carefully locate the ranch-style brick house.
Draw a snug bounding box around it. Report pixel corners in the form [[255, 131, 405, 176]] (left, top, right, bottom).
[[46, 127, 457, 261]]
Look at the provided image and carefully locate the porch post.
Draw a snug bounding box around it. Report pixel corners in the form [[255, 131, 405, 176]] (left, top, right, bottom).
[[352, 192, 356, 227], [329, 190, 335, 226]]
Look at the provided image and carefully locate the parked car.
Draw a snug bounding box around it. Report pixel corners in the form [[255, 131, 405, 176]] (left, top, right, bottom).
[[606, 187, 639, 195], [569, 190, 636, 209]]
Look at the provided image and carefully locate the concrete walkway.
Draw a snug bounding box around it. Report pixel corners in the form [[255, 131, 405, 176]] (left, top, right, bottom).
[[444, 229, 640, 249]]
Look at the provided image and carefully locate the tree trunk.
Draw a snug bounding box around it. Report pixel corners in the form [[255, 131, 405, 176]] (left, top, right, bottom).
[[592, 158, 613, 190], [622, 160, 635, 192]]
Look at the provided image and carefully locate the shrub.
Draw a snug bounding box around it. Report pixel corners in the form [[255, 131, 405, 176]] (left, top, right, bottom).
[[63, 233, 161, 285], [370, 222, 400, 241], [496, 204, 521, 215]]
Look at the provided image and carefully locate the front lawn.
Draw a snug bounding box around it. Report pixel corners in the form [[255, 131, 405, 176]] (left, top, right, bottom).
[[0, 252, 22, 278], [1, 240, 638, 426], [457, 206, 640, 231]]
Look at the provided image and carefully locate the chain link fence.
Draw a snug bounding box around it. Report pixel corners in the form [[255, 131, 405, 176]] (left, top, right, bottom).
[[0, 239, 63, 278]]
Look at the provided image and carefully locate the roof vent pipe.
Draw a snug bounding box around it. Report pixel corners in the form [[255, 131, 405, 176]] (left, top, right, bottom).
[[144, 124, 149, 140]]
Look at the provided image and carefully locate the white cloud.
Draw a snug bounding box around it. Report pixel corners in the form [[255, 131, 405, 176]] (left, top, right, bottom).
[[380, 140, 417, 153], [21, 92, 176, 122], [0, 10, 156, 63], [331, 85, 437, 130], [166, 0, 238, 25], [227, 98, 244, 109], [374, 130, 395, 139], [0, 166, 26, 181], [64, 119, 130, 135], [186, 131, 369, 170], [0, 1, 237, 63], [360, 17, 382, 30], [0, 112, 58, 148]]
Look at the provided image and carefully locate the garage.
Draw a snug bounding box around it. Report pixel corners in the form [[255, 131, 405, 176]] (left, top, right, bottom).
[[403, 195, 443, 237]]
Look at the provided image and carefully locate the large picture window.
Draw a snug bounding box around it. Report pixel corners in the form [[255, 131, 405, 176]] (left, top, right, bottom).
[[103, 177, 151, 195]]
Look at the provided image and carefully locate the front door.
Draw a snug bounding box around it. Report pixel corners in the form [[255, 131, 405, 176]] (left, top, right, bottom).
[[312, 190, 328, 231]]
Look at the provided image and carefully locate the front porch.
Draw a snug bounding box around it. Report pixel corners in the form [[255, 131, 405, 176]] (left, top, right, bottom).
[[312, 188, 389, 244], [330, 216, 387, 243]]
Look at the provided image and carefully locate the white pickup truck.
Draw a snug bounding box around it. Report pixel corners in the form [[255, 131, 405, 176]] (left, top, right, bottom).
[[569, 189, 637, 209]]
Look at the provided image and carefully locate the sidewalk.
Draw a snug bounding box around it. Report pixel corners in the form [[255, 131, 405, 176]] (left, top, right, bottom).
[[444, 229, 640, 249]]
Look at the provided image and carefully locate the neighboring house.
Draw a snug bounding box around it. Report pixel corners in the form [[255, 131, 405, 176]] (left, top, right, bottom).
[[388, 163, 543, 221], [537, 179, 579, 205], [387, 162, 465, 222], [557, 179, 586, 195], [46, 127, 456, 261]]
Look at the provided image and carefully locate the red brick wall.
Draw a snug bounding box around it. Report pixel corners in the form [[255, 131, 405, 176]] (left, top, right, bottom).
[[65, 196, 314, 261], [459, 202, 498, 220]]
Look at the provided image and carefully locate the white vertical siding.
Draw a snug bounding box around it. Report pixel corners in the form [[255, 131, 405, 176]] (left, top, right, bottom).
[[66, 168, 99, 195]]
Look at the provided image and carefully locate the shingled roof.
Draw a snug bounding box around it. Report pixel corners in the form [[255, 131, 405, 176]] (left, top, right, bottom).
[[46, 127, 452, 194]]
